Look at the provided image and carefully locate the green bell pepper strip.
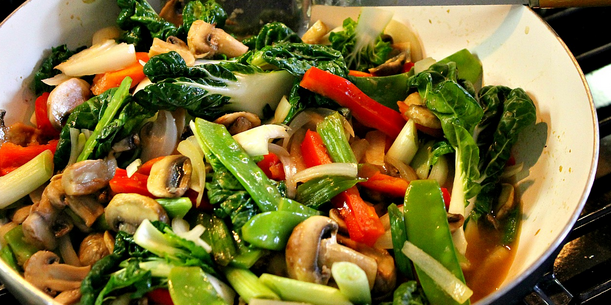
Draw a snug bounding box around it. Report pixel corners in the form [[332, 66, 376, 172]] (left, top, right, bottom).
[[241, 211, 309, 251], [4, 225, 39, 266], [277, 197, 321, 217], [296, 175, 364, 209], [194, 212, 237, 267], [0, 245, 20, 271], [403, 180, 469, 305], [168, 266, 226, 305], [388, 203, 414, 280], [316, 112, 357, 164], [191, 118, 283, 212]]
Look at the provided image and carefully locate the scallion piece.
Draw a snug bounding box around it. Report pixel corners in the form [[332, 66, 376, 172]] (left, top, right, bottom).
[[224, 266, 280, 303], [331, 262, 372, 305], [0, 149, 53, 209], [259, 273, 352, 305]]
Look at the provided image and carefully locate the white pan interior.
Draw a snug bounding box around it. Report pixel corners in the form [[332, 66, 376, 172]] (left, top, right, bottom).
[[0, 1, 598, 304]]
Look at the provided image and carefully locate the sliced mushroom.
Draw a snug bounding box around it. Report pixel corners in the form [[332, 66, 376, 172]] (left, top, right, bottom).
[[187, 20, 248, 59], [214, 112, 261, 135], [78, 232, 113, 266], [22, 177, 68, 249], [105, 193, 169, 234], [336, 235, 397, 298], [285, 216, 378, 289], [149, 37, 196, 66], [147, 155, 192, 198], [11, 205, 32, 224], [368, 52, 407, 76], [54, 288, 82, 305], [24, 251, 91, 297], [402, 92, 442, 129], [301, 20, 329, 45], [159, 0, 184, 27], [47, 78, 92, 130], [65, 195, 104, 227], [61, 159, 113, 196]]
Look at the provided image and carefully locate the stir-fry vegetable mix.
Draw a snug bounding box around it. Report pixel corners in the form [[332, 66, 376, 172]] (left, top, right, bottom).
[[0, 1, 537, 304]]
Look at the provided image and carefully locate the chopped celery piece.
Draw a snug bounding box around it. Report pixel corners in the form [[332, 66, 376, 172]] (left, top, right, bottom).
[[331, 262, 371, 304], [224, 266, 280, 303], [0, 150, 53, 209], [259, 273, 352, 305]]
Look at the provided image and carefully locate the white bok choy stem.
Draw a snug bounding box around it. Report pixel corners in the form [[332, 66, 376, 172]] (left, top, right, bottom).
[[292, 163, 358, 184], [401, 240, 473, 303], [55, 39, 136, 76], [233, 124, 289, 156]]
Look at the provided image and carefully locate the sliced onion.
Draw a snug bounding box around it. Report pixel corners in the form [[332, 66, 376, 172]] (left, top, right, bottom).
[[268, 143, 297, 198], [92, 26, 122, 45], [378, 204, 403, 230], [125, 159, 142, 178], [402, 241, 473, 303], [55, 39, 136, 76], [292, 163, 358, 184], [283, 111, 314, 149], [177, 136, 206, 206], [41, 73, 71, 86], [134, 76, 152, 94], [172, 218, 212, 253], [385, 155, 419, 182], [270, 95, 292, 124], [349, 138, 367, 163], [59, 235, 81, 267], [207, 273, 237, 305], [233, 124, 289, 156], [140, 110, 178, 162], [373, 229, 393, 249]]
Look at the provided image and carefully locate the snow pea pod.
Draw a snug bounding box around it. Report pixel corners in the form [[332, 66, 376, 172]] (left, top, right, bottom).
[[403, 180, 468, 305], [168, 266, 225, 305], [241, 211, 309, 251]]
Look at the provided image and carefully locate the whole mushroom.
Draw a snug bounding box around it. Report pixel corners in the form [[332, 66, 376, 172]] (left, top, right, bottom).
[[47, 78, 92, 130], [105, 193, 169, 234], [24, 251, 91, 297], [285, 216, 378, 289]]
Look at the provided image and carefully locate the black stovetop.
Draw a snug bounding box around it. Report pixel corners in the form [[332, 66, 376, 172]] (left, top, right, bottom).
[[2, 3, 611, 305]]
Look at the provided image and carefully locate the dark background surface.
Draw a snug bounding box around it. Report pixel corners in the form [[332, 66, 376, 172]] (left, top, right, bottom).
[[2, 1, 611, 304]]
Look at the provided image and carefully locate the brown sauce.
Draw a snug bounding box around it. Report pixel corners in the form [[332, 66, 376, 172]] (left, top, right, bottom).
[[463, 220, 519, 302]]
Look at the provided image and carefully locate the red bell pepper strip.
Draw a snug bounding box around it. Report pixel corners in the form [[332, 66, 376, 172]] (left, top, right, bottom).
[[146, 288, 174, 305], [137, 156, 165, 175], [34, 92, 60, 138], [257, 152, 286, 181], [332, 186, 385, 247], [300, 67, 406, 139], [90, 52, 150, 96], [402, 62, 415, 73], [300, 129, 332, 168], [359, 171, 410, 198], [442, 187, 451, 210], [348, 70, 373, 77], [109, 168, 154, 197], [300, 125, 385, 246], [0, 140, 58, 176]]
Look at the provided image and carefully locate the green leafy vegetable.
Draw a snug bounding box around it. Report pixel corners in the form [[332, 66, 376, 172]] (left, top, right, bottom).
[[116, 0, 182, 48], [54, 77, 154, 170], [135, 52, 294, 119], [182, 0, 227, 33], [34, 45, 84, 94], [243, 22, 302, 51], [329, 8, 394, 71]]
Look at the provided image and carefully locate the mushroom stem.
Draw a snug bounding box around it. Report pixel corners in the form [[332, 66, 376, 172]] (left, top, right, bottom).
[[320, 239, 377, 289], [24, 251, 91, 296]]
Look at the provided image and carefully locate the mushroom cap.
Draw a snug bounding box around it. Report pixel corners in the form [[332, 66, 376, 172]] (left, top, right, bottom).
[[78, 232, 112, 266], [105, 193, 169, 234], [285, 215, 338, 284], [147, 155, 192, 198], [61, 159, 113, 196], [47, 78, 91, 130]]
